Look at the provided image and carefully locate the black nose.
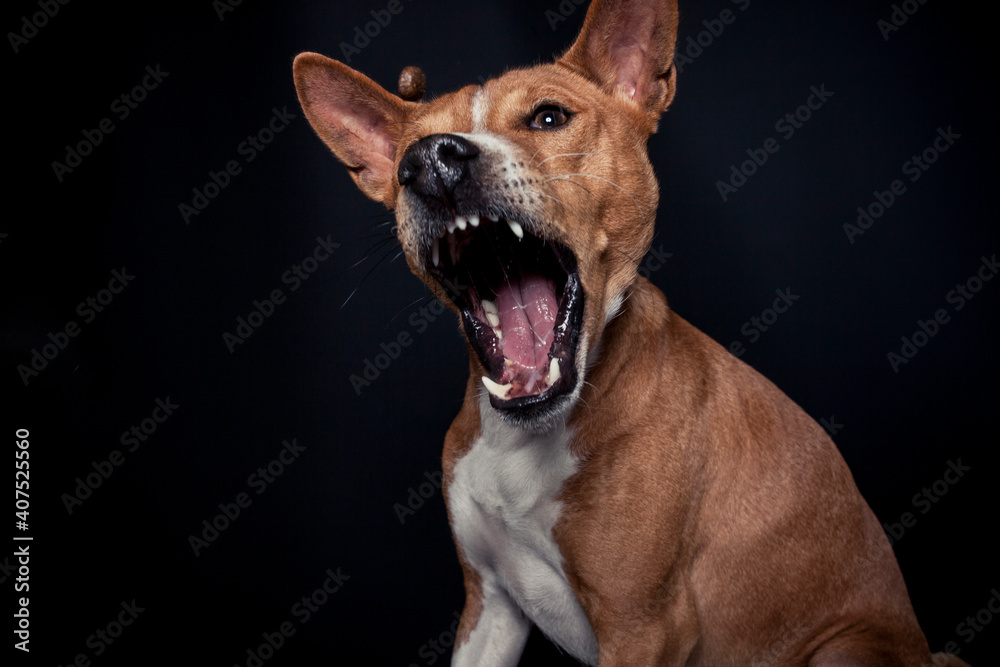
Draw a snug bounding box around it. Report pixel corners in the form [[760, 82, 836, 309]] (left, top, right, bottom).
[[397, 134, 479, 205]]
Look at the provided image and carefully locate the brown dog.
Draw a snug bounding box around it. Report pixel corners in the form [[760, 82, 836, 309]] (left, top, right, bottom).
[[293, 0, 969, 664]]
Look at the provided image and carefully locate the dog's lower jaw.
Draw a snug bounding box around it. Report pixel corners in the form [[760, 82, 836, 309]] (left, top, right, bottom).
[[471, 276, 630, 434], [473, 328, 590, 434]]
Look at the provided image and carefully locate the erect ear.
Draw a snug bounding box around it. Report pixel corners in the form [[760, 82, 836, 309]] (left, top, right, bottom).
[[558, 0, 679, 121], [293, 52, 417, 206]]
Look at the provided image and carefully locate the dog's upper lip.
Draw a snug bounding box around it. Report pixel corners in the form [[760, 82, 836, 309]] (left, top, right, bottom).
[[430, 213, 525, 268]]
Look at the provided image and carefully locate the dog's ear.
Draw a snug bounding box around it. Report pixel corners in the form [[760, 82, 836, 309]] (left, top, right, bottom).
[[293, 52, 417, 206], [558, 0, 679, 120]]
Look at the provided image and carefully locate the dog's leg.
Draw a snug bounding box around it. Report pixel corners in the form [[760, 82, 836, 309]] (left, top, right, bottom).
[[452, 581, 530, 667], [595, 639, 693, 667], [591, 604, 699, 667]]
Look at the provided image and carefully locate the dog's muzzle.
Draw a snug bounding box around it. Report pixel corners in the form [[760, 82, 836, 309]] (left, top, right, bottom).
[[396, 133, 585, 422], [398, 134, 480, 214]]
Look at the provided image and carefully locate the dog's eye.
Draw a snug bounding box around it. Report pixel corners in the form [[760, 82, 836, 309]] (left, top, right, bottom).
[[529, 105, 570, 130]]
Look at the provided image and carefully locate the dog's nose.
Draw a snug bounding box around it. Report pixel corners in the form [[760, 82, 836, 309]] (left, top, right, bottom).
[[397, 134, 479, 204]]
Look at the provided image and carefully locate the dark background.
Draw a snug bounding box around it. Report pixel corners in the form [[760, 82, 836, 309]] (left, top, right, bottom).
[[4, 0, 997, 664]]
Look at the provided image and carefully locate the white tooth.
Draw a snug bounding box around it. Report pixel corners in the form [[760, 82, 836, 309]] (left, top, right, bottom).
[[486, 312, 500, 327], [487, 213, 499, 222], [493, 327, 503, 340], [447, 218, 457, 234], [508, 220, 524, 239], [455, 215, 467, 231], [431, 238, 440, 267], [482, 299, 498, 315], [469, 214, 480, 227], [481, 376, 513, 400], [546, 358, 561, 386]]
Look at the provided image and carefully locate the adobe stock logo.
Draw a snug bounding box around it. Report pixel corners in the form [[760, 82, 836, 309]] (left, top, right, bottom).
[[213, 0, 245, 21], [545, 0, 587, 31], [61, 396, 179, 514], [51, 65, 170, 182], [844, 126, 961, 244], [879, 459, 970, 548], [188, 438, 306, 556], [222, 235, 339, 353], [338, 0, 411, 64], [349, 276, 468, 396], [394, 470, 443, 524], [672, 0, 752, 74], [7, 0, 72, 54], [179, 106, 298, 224], [716, 85, 833, 202], [886, 253, 996, 373], [877, 0, 929, 41], [942, 588, 1000, 657], [232, 566, 349, 667], [406, 610, 463, 667], [55, 599, 146, 666], [727, 287, 800, 358]]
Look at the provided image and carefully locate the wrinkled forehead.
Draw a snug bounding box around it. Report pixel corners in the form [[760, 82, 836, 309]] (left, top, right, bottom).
[[402, 85, 476, 142]]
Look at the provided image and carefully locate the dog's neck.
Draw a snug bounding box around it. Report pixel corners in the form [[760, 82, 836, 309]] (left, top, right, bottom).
[[575, 277, 672, 429]]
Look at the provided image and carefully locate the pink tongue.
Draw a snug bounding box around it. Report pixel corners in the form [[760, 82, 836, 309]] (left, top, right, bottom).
[[494, 272, 557, 369]]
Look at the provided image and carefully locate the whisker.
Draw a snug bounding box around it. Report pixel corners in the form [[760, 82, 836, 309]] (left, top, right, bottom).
[[536, 192, 581, 216], [544, 172, 645, 216], [383, 293, 436, 330], [543, 176, 595, 197], [350, 220, 397, 244], [606, 241, 647, 264], [354, 229, 398, 242], [341, 241, 403, 309], [536, 152, 602, 166], [346, 236, 398, 270]]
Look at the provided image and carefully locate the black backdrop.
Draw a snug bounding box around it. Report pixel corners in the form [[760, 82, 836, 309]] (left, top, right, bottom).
[[5, 0, 998, 664]]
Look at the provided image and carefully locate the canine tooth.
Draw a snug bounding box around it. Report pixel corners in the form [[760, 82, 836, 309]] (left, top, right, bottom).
[[546, 358, 561, 386], [431, 238, 440, 267], [508, 220, 524, 239], [455, 215, 467, 231], [469, 214, 480, 227], [486, 312, 500, 327], [482, 299, 498, 315], [481, 376, 513, 399]]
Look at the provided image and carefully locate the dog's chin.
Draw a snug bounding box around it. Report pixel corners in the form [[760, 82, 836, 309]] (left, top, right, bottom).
[[477, 380, 584, 433], [480, 355, 586, 432], [420, 212, 586, 430]]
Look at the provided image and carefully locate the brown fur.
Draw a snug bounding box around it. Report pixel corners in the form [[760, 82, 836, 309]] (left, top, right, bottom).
[[293, 0, 968, 664]]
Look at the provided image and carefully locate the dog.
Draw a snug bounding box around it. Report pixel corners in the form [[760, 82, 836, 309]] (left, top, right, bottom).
[[293, 0, 969, 664]]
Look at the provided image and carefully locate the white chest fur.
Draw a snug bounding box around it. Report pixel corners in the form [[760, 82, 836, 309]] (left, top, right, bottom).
[[448, 397, 599, 665]]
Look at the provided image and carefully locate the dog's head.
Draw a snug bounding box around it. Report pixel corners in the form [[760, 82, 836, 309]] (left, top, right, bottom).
[[294, 0, 678, 428]]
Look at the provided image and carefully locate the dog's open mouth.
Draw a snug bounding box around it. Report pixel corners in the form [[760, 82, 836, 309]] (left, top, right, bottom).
[[426, 213, 584, 414]]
